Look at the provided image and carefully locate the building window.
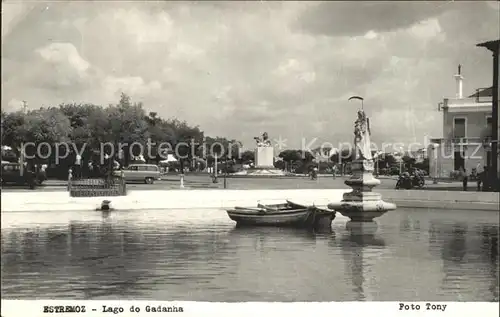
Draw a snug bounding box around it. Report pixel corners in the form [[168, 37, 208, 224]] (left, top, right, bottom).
[[453, 118, 466, 138], [486, 116, 492, 137]]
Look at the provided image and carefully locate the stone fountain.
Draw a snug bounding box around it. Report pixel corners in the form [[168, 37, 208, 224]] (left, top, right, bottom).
[[328, 108, 396, 232]]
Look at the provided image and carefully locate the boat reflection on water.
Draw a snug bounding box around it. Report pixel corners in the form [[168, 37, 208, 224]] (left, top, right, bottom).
[[228, 225, 320, 249]]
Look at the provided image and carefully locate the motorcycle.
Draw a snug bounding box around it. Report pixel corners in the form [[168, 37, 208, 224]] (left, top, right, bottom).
[[412, 173, 425, 188], [395, 173, 412, 189], [395, 172, 425, 189]]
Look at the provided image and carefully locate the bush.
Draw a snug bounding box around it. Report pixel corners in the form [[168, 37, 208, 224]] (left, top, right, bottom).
[[389, 167, 400, 175]]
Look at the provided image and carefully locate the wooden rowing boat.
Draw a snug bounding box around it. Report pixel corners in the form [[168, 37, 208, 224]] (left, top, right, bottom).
[[227, 200, 335, 228]]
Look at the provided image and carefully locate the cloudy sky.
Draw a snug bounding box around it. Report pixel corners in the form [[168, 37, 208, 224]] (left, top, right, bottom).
[[2, 1, 499, 150]]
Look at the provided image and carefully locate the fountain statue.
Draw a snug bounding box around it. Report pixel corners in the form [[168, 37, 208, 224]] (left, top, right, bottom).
[[328, 108, 396, 231], [354, 110, 373, 162], [254, 132, 272, 147]]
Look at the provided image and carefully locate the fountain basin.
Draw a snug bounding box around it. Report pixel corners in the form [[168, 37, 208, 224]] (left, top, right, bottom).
[[328, 200, 396, 222]]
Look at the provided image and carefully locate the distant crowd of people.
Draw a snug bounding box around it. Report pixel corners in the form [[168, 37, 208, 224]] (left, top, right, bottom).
[[69, 154, 122, 180]]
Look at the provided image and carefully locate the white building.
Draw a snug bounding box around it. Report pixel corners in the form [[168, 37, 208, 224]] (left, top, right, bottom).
[[428, 66, 497, 178]]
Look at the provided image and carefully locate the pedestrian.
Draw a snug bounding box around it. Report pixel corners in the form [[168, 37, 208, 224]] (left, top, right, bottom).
[[74, 154, 82, 179], [311, 166, 318, 180], [482, 166, 490, 192], [88, 160, 94, 177], [461, 166, 468, 191], [476, 163, 484, 191], [332, 164, 337, 179]]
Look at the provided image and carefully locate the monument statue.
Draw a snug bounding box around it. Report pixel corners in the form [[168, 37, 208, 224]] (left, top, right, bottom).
[[254, 132, 272, 147], [353, 110, 373, 161]]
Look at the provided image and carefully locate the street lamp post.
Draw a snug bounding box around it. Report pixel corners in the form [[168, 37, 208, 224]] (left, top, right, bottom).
[[173, 138, 186, 189], [214, 154, 218, 179], [224, 157, 229, 189], [477, 39, 499, 191], [431, 143, 439, 184], [179, 157, 185, 189]]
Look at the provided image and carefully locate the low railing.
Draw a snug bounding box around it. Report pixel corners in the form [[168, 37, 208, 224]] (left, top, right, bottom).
[[67, 169, 127, 197], [430, 137, 491, 145], [472, 87, 493, 103]]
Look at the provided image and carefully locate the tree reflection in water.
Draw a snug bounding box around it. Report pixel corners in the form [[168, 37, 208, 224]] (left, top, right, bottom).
[[1, 221, 235, 299]]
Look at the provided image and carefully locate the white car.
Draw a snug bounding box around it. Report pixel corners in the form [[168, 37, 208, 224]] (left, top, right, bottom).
[[115, 164, 161, 184]]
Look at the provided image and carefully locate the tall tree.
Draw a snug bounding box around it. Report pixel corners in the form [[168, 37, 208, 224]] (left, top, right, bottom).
[[330, 148, 353, 175], [1, 111, 26, 155], [238, 150, 255, 164], [21, 108, 72, 154]]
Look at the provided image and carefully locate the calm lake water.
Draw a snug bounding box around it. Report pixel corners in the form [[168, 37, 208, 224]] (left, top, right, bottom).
[[1, 208, 498, 301]]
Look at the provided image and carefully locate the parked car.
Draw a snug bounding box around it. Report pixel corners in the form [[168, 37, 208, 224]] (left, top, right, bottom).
[[1, 162, 47, 187], [115, 164, 161, 184]]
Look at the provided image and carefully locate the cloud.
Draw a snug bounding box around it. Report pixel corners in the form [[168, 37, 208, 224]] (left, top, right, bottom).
[[1, 1, 48, 45], [102, 76, 162, 101], [296, 1, 448, 37], [1, 1, 498, 149], [35, 43, 91, 88], [5, 98, 24, 112], [409, 18, 442, 39]]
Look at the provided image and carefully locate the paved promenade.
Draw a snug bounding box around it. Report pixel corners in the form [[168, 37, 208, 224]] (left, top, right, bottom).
[[2, 174, 498, 211], [0, 174, 482, 192]]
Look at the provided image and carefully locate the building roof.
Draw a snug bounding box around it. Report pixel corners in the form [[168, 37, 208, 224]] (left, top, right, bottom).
[[468, 86, 493, 98], [477, 39, 500, 52]]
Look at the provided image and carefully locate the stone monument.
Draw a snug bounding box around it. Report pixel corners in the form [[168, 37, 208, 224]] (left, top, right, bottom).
[[232, 132, 285, 177], [328, 109, 396, 228], [254, 132, 274, 168]]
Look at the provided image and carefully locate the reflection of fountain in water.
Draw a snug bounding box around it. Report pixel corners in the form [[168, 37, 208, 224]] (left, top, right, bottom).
[[339, 222, 386, 301]]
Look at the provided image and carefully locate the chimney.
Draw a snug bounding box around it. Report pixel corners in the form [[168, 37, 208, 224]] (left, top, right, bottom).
[[454, 64, 463, 98]]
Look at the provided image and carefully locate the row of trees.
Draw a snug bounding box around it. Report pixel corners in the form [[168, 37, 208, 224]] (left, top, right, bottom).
[[1, 93, 429, 177], [275, 148, 429, 175], [1, 94, 247, 177]]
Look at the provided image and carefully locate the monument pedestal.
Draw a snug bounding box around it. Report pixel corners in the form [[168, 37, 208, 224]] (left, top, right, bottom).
[[238, 145, 285, 176], [232, 132, 286, 177], [328, 159, 396, 222], [254, 146, 274, 168]]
